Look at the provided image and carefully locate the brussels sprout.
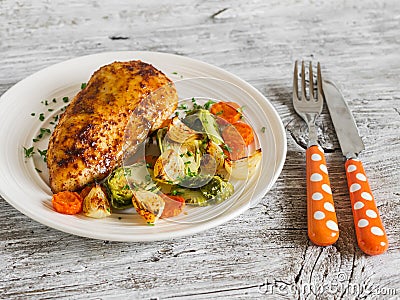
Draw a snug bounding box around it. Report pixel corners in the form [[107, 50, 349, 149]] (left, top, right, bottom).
[[171, 187, 209, 206], [153, 149, 186, 184], [200, 176, 234, 204], [82, 184, 111, 219], [166, 116, 203, 144], [106, 167, 133, 209], [132, 189, 165, 224], [106, 163, 158, 209]]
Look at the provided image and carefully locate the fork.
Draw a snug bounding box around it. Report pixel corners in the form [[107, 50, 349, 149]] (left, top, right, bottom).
[[293, 61, 339, 246]]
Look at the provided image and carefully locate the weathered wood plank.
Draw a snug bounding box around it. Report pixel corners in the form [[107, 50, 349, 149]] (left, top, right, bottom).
[[1, 0, 399, 299]]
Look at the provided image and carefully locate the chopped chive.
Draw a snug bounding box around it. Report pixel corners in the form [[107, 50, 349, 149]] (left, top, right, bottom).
[[178, 104, 188, 110], [31, 113, 35, 116], [39, 113, 45, 121], [62, 97, 69, 103], [216, 110, 224, 115], [35, 168, 42, 173], [81, 83, 87, 89], [191, 97, 196, 103], [52, 98, 57, 103], [186, 151, 193, 157], [175, 111, 180, 117], [50, 122, 55, 125], [261, 126, 266, 133], [48, 108, 54, 112], [172, 72, 178, 75], [33, 138, 39, 142]]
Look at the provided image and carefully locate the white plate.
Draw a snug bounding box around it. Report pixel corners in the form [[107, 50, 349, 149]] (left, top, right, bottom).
[[0, 51, 286, 241]]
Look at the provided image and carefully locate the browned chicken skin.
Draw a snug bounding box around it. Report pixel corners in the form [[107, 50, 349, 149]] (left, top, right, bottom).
[[47, 61, 178, 193]]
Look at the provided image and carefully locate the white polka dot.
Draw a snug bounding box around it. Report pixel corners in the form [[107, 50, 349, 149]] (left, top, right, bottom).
[[319, 164, 328, 174], [314, 211, 325, 220], [350, 183, 361, 192], [326, 220, 339, 231], [358, 219, 369, 228], [324, 202, 335, 212], [380, 242, 386, 246], [361, 192, 373, 201], [331, 232, 337, 237], [312, 192, 323, 201], [311, 153, 322, 161], [310, 173, 323, 182], [353, 201, 364, 210], [356, 173, 367, 181], [366, 209, 377, 218], [322, 184, 332, 194], [347, 165, 357, 172], [371, 226, 384, 236]]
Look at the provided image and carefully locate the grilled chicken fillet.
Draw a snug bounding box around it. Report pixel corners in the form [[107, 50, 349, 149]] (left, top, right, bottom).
[[47, 61, 178, 193]]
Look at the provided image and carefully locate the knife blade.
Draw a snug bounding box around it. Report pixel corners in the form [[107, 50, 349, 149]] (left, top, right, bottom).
[[322, 79, 388, 256]]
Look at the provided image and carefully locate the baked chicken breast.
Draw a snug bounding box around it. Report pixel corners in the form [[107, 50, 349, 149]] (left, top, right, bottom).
[[47, 60, 178, 193]]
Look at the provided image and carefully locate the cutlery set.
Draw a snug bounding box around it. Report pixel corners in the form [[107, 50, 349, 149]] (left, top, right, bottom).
[[293, 61, 388, 255]]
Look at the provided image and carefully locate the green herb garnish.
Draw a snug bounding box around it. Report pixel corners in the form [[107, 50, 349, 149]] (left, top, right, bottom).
[[23, 146, 35, 158], [81, 83, 87, 89], [203, 100, 215, 110], [39, 113, 45, 121], [35, 168, 42, 173], [261, 126, 266, 133], [62, 97, 69, 103]]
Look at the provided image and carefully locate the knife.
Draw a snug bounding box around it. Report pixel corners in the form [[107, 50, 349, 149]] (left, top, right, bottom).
[[322, 80, 388, 256]]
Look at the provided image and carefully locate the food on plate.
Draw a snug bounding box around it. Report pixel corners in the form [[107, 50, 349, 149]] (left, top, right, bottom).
[[41, 59, 261, 225], [81, 184, 111, 219], [160, 195, 185, 218], [52, 191, 83, 215], [47, 60, 178, 193]]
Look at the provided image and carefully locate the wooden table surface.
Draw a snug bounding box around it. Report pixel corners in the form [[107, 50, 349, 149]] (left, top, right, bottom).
[[1, 0, 399, 299]]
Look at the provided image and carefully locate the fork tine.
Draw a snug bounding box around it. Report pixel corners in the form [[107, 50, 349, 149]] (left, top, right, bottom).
[[301, 61, 306, 101], [317, 62, 323, 101], [309, 62, 315, 101], [293, 61, 298, 100]]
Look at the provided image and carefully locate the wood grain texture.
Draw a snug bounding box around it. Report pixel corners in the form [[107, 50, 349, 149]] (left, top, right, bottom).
[[1, 0, 399, 299]]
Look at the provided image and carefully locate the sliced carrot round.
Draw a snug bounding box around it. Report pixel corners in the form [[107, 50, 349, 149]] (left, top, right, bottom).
[[221, 125, 247, 160], [210, 101, 242, 124], [52, 191, 83, 215], [232, 121, 254, 146]]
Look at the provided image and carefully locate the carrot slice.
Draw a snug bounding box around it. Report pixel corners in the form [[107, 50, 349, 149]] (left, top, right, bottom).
[[221, 125, 247, 160], [160, 194, 185, 218], [232, 121, 254, 146], [210, 102, 242, 124], [52, 191, 83, 215]]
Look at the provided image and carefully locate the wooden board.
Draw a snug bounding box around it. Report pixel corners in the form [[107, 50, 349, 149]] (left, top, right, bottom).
[[0, 0, 399, 298]]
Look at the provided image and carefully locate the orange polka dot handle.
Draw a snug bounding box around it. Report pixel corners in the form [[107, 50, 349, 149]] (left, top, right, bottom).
[[306, 145, 339, 246], [345, 158, 388, 255]]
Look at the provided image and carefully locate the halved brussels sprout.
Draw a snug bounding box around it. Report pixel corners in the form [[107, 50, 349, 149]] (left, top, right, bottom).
[[105, 167, 134, 209], [172, 187, 209, 206], [153, 149, 185, 184], [82, 184, 111, 218], [200, 176, 234, 204], [132, 189, 165, 224], [166, 116, 203, 144], [105, 163, 158, 209]]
